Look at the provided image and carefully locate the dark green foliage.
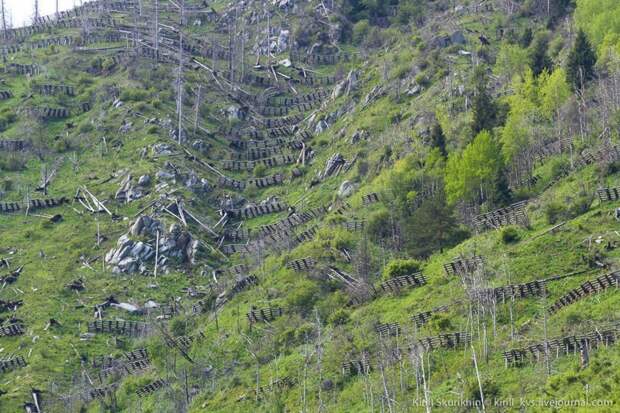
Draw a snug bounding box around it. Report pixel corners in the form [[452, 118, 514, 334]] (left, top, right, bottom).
[[170, 319, 187, 337], [501, 226, 521, 244], [382, 258, 422, 280], [366, 209, 393, 240], [0, 108, 17, 132], [545, 191, 592, 225], [0, 154, 26, 171], [567, 29, 597, 89], [78, 122, 93, 134], [471, 66, 499, 134], [404, 195, 468, 257], [357, 160, 369, 177], [253, 163, 267, 178], [328, 309, 350, 326], [520, 27, 533, 47], [2, 178, 13, 191], [395, 1, 426, 25], [529, 32, 553, 76], [430, 121, 447, 157], [352, 20, 370, 45], [120, 88, 150, 102], [545, 201, 567, 224]]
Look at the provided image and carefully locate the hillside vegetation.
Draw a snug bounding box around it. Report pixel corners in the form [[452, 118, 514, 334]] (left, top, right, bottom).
[[1, 0, 620, 412]]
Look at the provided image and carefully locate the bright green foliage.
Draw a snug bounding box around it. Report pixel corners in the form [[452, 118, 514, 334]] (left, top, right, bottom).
[[567, 29, 598, 89], [575, 0, 620, 49], [494, 43, 530, 81], [539, 68, 571, 119], [500, 68, 569, 163], [382, 258, 422, 280], [499, 69, 540, 162], [445, 131, 504, 205]]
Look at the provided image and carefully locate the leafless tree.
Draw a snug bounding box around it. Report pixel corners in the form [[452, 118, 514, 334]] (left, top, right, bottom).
[[1, 0, 7, 39], [33, 0, 40, 22]]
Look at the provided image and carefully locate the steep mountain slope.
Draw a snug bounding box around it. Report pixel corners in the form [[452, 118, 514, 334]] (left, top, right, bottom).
[[1, 0, 620, 412]]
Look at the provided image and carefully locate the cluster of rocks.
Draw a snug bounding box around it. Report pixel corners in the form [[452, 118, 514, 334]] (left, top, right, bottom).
[[115, 174, 151, 203], [192, 139, 210, 155], [118, 121, 133, 134], [155, 161, 211, 194], [321, 153, 345, 179], [332, 70, 359, 99], [105, 215, 202, 274], [152, 143, 174, 156], [223, 105, 248, 122]]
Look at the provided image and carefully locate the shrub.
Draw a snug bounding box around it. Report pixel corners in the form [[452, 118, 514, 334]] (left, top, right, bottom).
[[545, 201, 566, 224], [366, 209, 392, 240], [286, 281, 319, 312], [253, 163, 267, 178], [78, 122, 94, 134], [428, 314, 452, 331], [549, 157, 570, 180], [0, 154, 26, 171], [294, 323, 315, 342], [501, 226, 521, 244], [382, 259, 422, 280], [120, 88, 149, 102], [328, 309, 350, 326], [352, 20, 370, 45], [52, 138, 71, 153], [2, 178, 13, 192], [569, 194, 592, 217], [170, 319, 187, 336], [357, 160, 369, 177]]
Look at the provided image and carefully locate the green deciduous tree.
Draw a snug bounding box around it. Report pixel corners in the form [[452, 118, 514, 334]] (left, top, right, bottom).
[[494, 43, 530, 82], [575, 0, 620, 49], [445, 130, 504, 204], [539, 68, 571, 120]]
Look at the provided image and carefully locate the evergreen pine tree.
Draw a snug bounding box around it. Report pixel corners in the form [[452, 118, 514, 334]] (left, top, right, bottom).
[[471, 66, 497, 135], [529, 33, 553, 76], [430, 121, 447, 157], [567, 29, 597, 90], [520, 27, 533, 48]]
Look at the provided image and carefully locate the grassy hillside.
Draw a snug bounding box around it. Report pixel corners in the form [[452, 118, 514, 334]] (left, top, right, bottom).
[[1, 0, 620, 412]]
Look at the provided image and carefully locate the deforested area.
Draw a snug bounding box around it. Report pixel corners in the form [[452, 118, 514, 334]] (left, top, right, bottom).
[[1, 0, 620, 412]]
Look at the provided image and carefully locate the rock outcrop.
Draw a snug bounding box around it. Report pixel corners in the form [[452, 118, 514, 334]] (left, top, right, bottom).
[[105, 216, 202, 274]]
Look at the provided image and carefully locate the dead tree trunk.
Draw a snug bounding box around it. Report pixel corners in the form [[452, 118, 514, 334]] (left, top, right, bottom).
[[154, 0, 159, 61], [1, 0, 6, 40]]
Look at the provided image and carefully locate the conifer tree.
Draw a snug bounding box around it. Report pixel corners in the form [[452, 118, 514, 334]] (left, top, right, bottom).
[[529, 33, 553, 76], [471, 66, 497, 135], [430, 121, 447, 157], [567, 29, 597, 90]]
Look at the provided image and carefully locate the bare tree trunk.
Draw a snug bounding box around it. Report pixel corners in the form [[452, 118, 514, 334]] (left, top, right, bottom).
[[154, 0, 159, 61], [33, 0, 39, 22], [193, 85, 202, 137], [1, 0, 6, 40], [471, 344, 486, 412], [314, 309, 325, 412], [177, 8, 184, 144]]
